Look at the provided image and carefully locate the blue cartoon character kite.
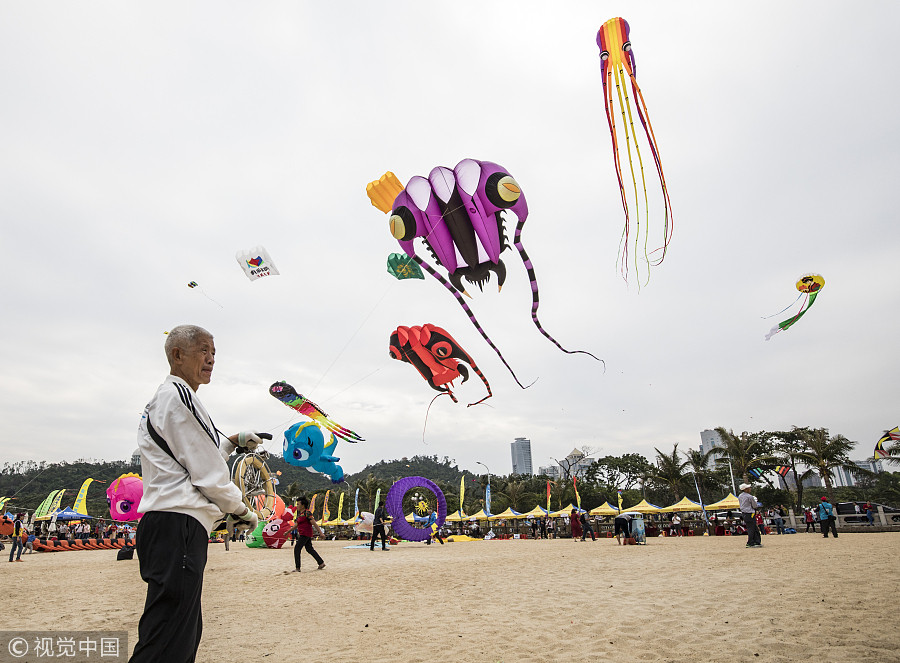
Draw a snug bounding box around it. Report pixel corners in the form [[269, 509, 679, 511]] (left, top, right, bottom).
[[283, 421, 344, 484]]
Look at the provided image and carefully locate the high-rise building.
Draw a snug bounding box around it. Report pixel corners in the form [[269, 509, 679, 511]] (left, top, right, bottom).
[[829, 459, 884, 488], [511, 437, 533, 475], [538, 448, 596, 479], [699, 429, 726, 467]]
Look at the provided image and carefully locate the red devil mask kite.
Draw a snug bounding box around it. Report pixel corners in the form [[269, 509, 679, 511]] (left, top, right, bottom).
[[389, 324, 491, 407]]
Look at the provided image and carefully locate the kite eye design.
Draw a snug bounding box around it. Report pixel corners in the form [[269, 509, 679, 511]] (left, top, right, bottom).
[[485, 173, 520, 209], [431, 341, 452, 358], [389, 206, 418, 241]]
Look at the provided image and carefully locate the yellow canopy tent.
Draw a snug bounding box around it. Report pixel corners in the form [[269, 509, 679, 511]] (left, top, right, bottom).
[[467, 509, 492, 520], [589, 502, 620, 516], [659, 496, 703, 513], [445, 510, 468, 522], [705, 493, 740, 511], [622, 499, 663, 514], [520, 505, 549, 518], [549, 504, 584, 518], [488, 507, 524, 521]]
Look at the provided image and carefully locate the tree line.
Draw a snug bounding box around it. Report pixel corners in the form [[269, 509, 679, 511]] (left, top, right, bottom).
[[3, 428, 899, 521]]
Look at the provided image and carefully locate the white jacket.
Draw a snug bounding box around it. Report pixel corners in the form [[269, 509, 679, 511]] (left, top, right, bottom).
[[137, 375, 245, 533]]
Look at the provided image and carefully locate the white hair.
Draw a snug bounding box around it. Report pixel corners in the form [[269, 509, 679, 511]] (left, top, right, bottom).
[[165, 325, 213, 365]]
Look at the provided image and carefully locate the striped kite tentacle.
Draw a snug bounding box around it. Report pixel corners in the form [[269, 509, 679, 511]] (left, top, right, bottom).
[[413, 255, 534, 390], [629, 73, 673, 264], [613, 63, 645, 287], [512, 219, 604, 368], [603, 67, 631, 279], [323, 418, 364, 443], [615, 63, 652, 284], [779, 292, 816, 332], [465, 364, 493, 408]]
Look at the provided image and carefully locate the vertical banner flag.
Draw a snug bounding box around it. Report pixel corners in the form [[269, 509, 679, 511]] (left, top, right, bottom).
[[485, 483, 491, 516], [546, 481, 552, 512], [460, 476, 465, 516], [309, 494, 318, 516], [73, 478, 94, 515], [354, 488, 359, 520], [574, 477, 581, 510], [337, 492, 345, 523], [48, 490, 65, 515], [374, 488, 382, 511], [34, 491, 59, 519], [617, 489, 623, 513], [322, 490, 331, 524]]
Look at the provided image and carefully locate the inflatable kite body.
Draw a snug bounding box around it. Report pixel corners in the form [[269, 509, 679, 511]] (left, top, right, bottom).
[[354, 511, 375, 534], [597, 17, 673, 284], [261, 506, 295, 549], [387, 252, 424, 280], [236, 245, 279, 282], [283, 421, 345, 484], [107, 473, 144, 522], [245, 519, 267, 548], [385, 476, 447, 542], [368, 159, 600, 387], [389, 323, 491, 407], [765, 273, 825, 340], [270, 381, 363, 443]]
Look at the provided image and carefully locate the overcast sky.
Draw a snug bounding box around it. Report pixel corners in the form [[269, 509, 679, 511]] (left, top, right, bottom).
[[2, 2, 898, 478]]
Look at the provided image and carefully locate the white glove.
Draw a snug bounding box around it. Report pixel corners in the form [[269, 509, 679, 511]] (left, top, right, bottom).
[[229, 508, 259, 533], [237, 431, 272, 450]]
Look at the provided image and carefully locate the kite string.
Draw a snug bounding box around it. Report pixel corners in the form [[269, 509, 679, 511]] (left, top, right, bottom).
[[422, 392, 453, 445], [307, 196, 472, 401], [761, 292, 803, 319]]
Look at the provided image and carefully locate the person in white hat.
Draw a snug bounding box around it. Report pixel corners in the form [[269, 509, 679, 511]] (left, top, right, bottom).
[[738, 483, 762, 548]]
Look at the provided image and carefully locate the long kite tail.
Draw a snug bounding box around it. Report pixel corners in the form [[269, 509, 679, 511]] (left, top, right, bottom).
[[465, 363, 493, 408], [269, 381, 364, 442], [765, 292, 818, 341], [414, 255, 534, 390], [314, 415, 364, 444], [512, 217, 605, 369], [628, 72, 673, 265], [603, 67, 631, 280]]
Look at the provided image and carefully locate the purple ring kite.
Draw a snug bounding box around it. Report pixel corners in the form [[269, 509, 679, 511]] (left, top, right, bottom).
[[385, 476, 447, 542]]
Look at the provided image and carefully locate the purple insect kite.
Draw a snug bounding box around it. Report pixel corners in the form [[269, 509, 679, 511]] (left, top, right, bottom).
[[369, 158, 601, 387]]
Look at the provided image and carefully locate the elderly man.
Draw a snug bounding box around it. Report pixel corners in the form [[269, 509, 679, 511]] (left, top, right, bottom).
[[130, 325, 265, 663], [738, 483, 762, 548]]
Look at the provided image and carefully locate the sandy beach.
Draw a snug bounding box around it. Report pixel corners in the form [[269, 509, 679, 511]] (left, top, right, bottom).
[[3, 532, 899, 662]]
